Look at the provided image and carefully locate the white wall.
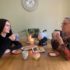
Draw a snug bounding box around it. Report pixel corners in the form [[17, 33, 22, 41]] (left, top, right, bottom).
[[67, 0, 70, 16], [0, 0, 69, 39]]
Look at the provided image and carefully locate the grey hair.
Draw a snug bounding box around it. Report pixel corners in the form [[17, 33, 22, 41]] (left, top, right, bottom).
[[65, 17, 70, 21]]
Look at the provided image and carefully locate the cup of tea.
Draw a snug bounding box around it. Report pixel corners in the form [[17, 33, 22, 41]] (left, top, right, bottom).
[[22, 50, 28, 60]]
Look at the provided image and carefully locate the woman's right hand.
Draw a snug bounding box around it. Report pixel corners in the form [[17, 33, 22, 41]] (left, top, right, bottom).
[[9, 34, 16, 41]]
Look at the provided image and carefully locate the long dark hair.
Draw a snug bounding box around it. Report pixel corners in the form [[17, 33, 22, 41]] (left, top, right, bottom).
[[0, 19, 12, 37]]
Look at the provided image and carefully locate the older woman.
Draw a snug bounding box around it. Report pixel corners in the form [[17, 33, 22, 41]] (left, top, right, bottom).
[[49, 17, 70, 60]]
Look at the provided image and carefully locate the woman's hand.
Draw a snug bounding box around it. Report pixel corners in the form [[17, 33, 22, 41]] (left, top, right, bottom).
[[52, 31, 60, 39], [52, 31, 64, 45], [9, 34, 16, 41], [56, 33, 64, 45]]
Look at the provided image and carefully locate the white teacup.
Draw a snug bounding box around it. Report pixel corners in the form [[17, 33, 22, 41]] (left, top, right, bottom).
[[22, 50, 28, 60]]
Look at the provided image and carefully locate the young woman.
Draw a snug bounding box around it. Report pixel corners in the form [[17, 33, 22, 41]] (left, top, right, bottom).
[[0, 19, 22, 57]]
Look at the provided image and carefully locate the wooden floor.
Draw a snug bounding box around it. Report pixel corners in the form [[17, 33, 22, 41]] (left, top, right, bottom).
[[0, 42, 70, 70]]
